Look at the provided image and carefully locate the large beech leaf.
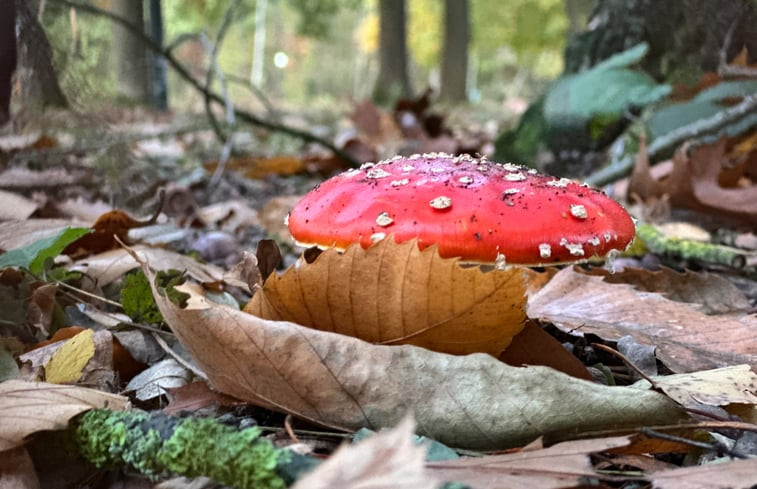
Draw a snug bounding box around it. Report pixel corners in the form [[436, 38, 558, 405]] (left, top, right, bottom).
[[244, 239, 527, 356], [0, 380, 128, 451], [142, 260, 685, 450], [528, 267, 757, 372]]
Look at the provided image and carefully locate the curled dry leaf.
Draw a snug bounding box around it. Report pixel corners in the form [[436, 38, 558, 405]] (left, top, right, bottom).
[[638, 365, 757, 409], [0, 380, 128, 451], [586, 266, 753, 314], [650, 457, 757, 489], [427, 435, 633, 489], [244, 238, 527, 356], [291, 416, 436, 489], [528, 267, 757, 372], [142, 259, 685, 450]]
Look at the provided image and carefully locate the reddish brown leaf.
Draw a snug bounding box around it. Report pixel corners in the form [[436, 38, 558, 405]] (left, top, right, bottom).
[[500, 320, 592, 380]]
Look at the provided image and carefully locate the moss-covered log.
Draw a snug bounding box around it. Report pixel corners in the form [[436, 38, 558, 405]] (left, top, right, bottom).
[[74, 409, 316, 489], [635, 223, 751, 269]]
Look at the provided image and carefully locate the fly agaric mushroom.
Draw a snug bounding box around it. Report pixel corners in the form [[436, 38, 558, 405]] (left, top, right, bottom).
[[287, 153, 635, 265]]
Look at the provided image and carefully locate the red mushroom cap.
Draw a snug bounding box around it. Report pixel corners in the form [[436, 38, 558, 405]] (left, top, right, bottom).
[[287, 153, 635, 265]]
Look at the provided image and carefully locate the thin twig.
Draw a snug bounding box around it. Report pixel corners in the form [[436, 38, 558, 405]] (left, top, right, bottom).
[[585, 94, 757, 187], [203, 0, 239, 144], [55, 280, 123, 308], [48, 0, 360, 167], [284, 414, 302, 444], [640, 427, 749, 459], [151, 331, 208, 381], [590, 342, 659, 389]]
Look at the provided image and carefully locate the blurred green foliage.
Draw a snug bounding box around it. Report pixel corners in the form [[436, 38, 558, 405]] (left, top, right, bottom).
[[41, 0, 571, 112]]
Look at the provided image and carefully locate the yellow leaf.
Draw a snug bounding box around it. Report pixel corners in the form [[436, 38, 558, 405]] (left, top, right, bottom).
[[44, 329, 95, 384], [245, 239, 527, 356]]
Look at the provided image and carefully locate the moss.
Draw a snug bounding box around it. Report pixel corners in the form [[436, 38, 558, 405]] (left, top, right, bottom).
[[75, 410, 288, 489]]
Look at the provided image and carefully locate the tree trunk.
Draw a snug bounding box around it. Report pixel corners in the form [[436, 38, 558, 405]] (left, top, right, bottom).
[[15, 0, 68, 110], [564, 0, 757, 80], [440, 0, 469, 102], [111, 0, 150, 104], [0, 0, 16, 125], [372, 0, 412, 105], [148, 0, 167, 109]]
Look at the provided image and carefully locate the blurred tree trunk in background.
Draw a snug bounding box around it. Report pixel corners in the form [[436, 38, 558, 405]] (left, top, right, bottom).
[[15, 0, 68, 110], [111, 0, 150, 104], [564, 0, 593, 37], [564, 0, 757, 81], [440, 0, 469, 102], [0, 0, 17, 125], [373, 0, 412, 104], [148, 0, 167, 109]]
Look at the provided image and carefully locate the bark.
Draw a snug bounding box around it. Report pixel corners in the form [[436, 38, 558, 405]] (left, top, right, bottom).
[[372, 0, 412, 104], [0, 0, 17, 125], [15, 0, 69, 109], [440, 0, 469, 102], [111, 0, 150, 103], [564, 0, 757, 80]]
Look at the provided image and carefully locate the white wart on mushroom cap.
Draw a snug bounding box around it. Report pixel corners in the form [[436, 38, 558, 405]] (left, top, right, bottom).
[[287, 153, 636, 265]]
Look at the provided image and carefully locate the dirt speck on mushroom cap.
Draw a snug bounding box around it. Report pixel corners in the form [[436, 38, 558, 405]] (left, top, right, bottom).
[[287, 153, 636, 265]]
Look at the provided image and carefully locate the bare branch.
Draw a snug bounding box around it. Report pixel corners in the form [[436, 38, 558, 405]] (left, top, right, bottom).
[[48, 0, 360, 167]]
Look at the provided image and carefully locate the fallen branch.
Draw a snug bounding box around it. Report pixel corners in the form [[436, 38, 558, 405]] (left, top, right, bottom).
[[74, 408, 318, 488], [48, 0, 360, 167], [586, 94, 757, 187]]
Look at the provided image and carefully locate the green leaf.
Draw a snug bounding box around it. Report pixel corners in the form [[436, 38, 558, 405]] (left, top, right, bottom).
[[121, 271, 164, 324], [693, 80, 757, 104], [591, 42, 649, 72], [0, 227, 91, 274], [155, 270, 190, 309]]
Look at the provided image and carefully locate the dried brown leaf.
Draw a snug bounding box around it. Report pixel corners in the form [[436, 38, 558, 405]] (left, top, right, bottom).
[[641, 365, 757, 409], [628, 139, 757, 226], [500, 321, 592, 380], [69, 245, 230, 289], [258, 195, 300, 243], [291, 416, 435, 489], [650, 457, 757, 489], [143, 259, 685, 450], [528, 267, 757, 372], [0, 219, 73, 252], [245, 239, 527, 356], [0, 190, 37, 221], [427, 435, 633, 489], [0, 446, 40, 489], [0, 380, 128, 451], [586, 267, 752, 314]]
